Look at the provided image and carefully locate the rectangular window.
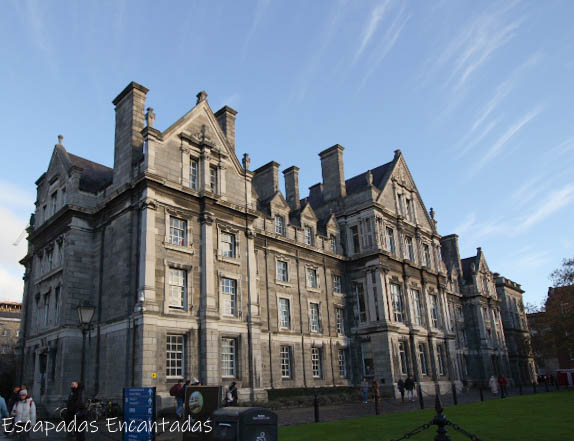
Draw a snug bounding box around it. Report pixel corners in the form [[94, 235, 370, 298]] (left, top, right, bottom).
[[221, 338, 237, 377], [44, 293, 50, 326], [406, 199, 415, 222], [430, 294, 439, 328], [351, 225, 361, 254], [354, 282, 367, 323], [399, 341, 408, 375], [424, 244, 432, 268], [311, 347, 322, 378], [386, 227, 395, 254], [456, 306, 463, 321], [364, 218, 374, 248], [405, 236, 415, 261], [274, 215, 286, 236], [210, 166, 218, 193], [279, 298, 291, 329], [397, 194, 404, 215], [418, 344, 428, 375], [169, 268, 186, 309], [330, 235, 337, 253], [338, 350, 347, 377], [166, 335, 184, 378], [333, 275, 342, 293], [221, 278, 238, 316], [411, 289, 424, 326], [306, 268, 318, 289], [437, 345, 446, 376], [304, 226, 314, 246], [221, 232, 236, 258], [54, 286, 60, 325], [280, 346, 292, 378], [189, 158, 199, 190], [51, 192, 58, 216], [277, 261, 288, 282], [169, 217, 187, 246], [335, 307, 344, 334], [362, 342, 374, 376], [310, 303, 321, 332], [391, 284, 404, 323]]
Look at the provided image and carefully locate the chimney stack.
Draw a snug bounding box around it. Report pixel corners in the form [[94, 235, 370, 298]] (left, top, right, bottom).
[[215, 106, 238, 151], [253, 161, 280, 201], [112, 81, 148, 186], [283, 166, 300, 211], [319, 144, 346, 201], [440, 234, 462, 275]]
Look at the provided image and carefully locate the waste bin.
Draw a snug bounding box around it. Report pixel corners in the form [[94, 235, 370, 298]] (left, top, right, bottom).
[[211, 407, 277, 441]]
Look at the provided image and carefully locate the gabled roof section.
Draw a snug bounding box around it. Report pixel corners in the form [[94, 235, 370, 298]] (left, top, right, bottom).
[[288, 199, 318, 228], [257, 191, 290, 216], [345, 161, 393, 195], [461, 248, 491, 284]]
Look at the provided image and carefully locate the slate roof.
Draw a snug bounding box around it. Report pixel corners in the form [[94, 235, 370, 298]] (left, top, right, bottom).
[[67, 152, 113, 193], [345, 161, 393, 195], [460, 256, 479, 283]]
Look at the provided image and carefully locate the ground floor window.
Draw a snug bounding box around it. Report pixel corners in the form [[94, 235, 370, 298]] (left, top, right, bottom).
[[166, 335, 184, 378], [221, 338, 237, 377], [280, 346, 292, 378], [311, 347, 322, 378], [338, 350, 347, 378], [399, 341, 409, 375]]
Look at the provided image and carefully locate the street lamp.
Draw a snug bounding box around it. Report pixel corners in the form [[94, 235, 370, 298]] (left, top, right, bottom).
[[76, 302, 95, 385]]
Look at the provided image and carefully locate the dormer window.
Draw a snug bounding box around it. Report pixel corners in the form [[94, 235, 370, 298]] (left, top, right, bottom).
[[329, 235, 337, 253], [210, 166, 218, 193], [51, 192, 58, 216], [304, 226, 314, 246], [406, 198, 415, 222], [424, 244, 432, 268], [405, 236, 415, 261], [351, 225, 360, 254], [274, 215, 286, 236], [189, 157, 199, 190]]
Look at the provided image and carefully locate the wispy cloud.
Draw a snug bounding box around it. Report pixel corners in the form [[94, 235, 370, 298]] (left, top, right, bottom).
[[517, 182, 574, 232], [241, 0, 271, 60], [471, 106, 542, 173], [353, 1, 391, 65]]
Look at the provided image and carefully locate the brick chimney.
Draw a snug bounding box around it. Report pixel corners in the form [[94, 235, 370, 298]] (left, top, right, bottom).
[[215, 106, 237, 151], [319, 144, 346, 201], [253, 161, 280, 201], [283, 166, 300, 211], [112, 82, 148, 186], [440, 234, 462, 275]]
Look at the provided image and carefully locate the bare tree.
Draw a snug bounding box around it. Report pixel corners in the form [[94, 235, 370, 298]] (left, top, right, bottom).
[[550, 257, 574, 287]]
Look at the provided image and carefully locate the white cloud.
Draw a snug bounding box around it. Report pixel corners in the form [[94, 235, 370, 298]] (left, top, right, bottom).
[[353, 1, 391, 64], [0, 266, 23, 303], [241, 0, 271, 60], [516, 182, 574, 232]]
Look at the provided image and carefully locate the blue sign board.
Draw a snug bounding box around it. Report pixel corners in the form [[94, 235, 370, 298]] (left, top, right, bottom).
[[123, 387, 156, 441]]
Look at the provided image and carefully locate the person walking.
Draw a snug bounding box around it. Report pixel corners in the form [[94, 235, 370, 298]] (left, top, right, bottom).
[[405, 375, 415, 402], [225, 382, 238, 407], [360, 377, 369, 404], [498, 375, 508, 398], [397, 378, 406, 402], [66, 381, 87, 441], [10, 389, 36, 441], [0, 394, 9, 435], [169, 380, 185, 418], [488, 375, 499, 395], [176, 381, 189, 418]]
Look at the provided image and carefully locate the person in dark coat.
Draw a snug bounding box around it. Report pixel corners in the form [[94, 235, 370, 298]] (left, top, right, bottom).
[[66, 381, 86, 441], [404, 375, 415, 402], [225, 382, 238, 406], [397, 378, 406, 402]]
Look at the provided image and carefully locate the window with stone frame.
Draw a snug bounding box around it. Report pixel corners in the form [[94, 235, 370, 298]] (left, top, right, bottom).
[[221, 231, 236, 258], [362, 342, 374, 376], [277, 260, 288, 282], [280, 345, 292, 378], [338, 350, 347, 377], [391, 284, 404, 323], [189, 157, 199, 190], [398, 341, 409, 375], [306, 267, 318, 289], [44, 293, 50, 327], [210, 166, 218, 193], [335, 307, 344, 334], [418, 343, 428, 375], [221, 338, 237, 377], [309, 303, 321, 332], [386, 227, 396, 254], [354, 282, 367, 323], [166, 334, 185, 378], [2, 328, 9, 337], [406, 198, 415, 222], [423, 243, 432, 268], [221, 278, 238, 317], [333, 275, 343, 293], [279, 298, 291, 329], [405, 236, 415, 261], [169, 217, 187, 246], [274, 215, 286, 236], [437, 344, 446, 376], [363, 217, 375, 249], [51, 192, 58, 216], [304, 226, 314, 246], [430, 294, 440, 328], [53, 286, 60, 325], [410, 288, 424, 326], [168, 268, 187, 309], [311, 347, 322, 378], [329, 234, 337, 253], [351, 225, 361, 254]]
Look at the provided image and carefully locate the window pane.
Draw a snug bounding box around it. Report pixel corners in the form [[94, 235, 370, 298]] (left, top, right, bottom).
[[279, 298, 291, 329], [310, 303, 320, 332], [280, 346, 291, 378], [190, 158, 199, 190], [277, 261, 288, 282], [166, 335, 184, 377], [222, 232, 236, 258], [338, 350, 346, 377], [311, 348, 322, 378], [221, 278, 237, 316], [221, 338, 236, 377], [169, 217, 186, 246], [169, 268, 186, 309]]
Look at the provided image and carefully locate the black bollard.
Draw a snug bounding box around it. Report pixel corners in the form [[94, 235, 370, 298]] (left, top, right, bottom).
[[433, 395, 451, 441], [418, 384, 424, 410], [314, 391, 319, 423], [479, 385, 484, 402], [452, 382, 458, 405], [519, 383, 523, 396]]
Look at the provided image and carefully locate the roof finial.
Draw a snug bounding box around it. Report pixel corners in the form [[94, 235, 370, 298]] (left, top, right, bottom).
[[196, 90, 208, 104], [242, 153, 251, 170], [145, 107, 155, 128], [430, 207, 435, 220], [57, 134, 63, 145], [366, 170, 373, 186]]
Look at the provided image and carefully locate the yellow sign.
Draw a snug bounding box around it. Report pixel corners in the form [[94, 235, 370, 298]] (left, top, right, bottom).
[[152, 372, 157, 379]]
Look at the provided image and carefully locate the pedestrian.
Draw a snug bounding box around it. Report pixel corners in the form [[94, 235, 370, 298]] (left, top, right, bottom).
[[10, 389, 36, 441], [360, 377, 369, 404], [498, 375, 508, 398], [371, 379, 381, 401], [66, 381, 87, 441], [169, 380, 185, 418], [0, 394, 9, 435], [397, 378, 406, 402], [225, 382, 238, 407], [176, 381, 190, 418], [405, 375, 415, 402], [488, 375, 499, 395]]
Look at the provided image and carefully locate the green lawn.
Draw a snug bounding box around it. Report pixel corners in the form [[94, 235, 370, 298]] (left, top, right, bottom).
[[279, 390, 574, 441]]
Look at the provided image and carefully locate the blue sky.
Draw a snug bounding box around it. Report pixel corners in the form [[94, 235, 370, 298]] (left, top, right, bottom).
[[1, 0, 573, 306]]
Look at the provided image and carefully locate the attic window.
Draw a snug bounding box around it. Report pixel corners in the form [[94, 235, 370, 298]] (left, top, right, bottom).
[[329, 235, 337, 253], [304, 226, 314, 246], [274, 215, 286, 236]]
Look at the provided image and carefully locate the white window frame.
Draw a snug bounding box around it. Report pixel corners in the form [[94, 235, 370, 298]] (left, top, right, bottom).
[[338, 349, 347, 378], [304, 226, 314, 246], [354, 282, 367, 323], [306, 267, 319, 289], [221, 337, 237, 377], [430, 294, 440, 328], [418, 343, 428, 375], [221, 231, 236, 258], [335, 307, 344, 334], [410, 288, 424, 326], [333, 275, 343, 293], [279, 297, 291, 329], [423, 243, 432, 268], [329, 234, 337, 253], [276, 260, 289, 283], [189, 157, 199, 190], [309, 302, 321, 333], [169, 216, 187, 246], [168, 267, 187, 310], [391, 284, 404, 323], [210, 165, 218, 194], [311, 347, 322, 378], [437, 344, 446, 376], [399, 341, 408, 375], [405, 236, 415, 261], [280, 346, 292, 379], [166, 334, 185, 379], [221, 277, 238, 317], [274, 215, 286, 236], [386, 227, 395, 254]]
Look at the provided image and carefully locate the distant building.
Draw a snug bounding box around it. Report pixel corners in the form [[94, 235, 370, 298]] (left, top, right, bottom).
[[19, 82, 534, 411], [0, 301, 22, 395]]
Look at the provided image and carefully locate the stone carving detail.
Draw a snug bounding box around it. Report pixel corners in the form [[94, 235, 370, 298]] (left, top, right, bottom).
[[145, 108, 156, 128]]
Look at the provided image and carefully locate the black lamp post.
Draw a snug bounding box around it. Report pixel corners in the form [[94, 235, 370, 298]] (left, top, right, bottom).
[[76, 302, 95, 385]]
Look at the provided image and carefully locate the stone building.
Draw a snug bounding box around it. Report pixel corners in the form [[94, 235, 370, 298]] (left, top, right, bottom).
[[18, 82, 534, 411], [0, 301, 22, 396]]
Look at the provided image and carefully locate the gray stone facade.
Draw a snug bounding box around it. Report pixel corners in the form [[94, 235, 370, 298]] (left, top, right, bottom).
[[18, 82, 535, 412]]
